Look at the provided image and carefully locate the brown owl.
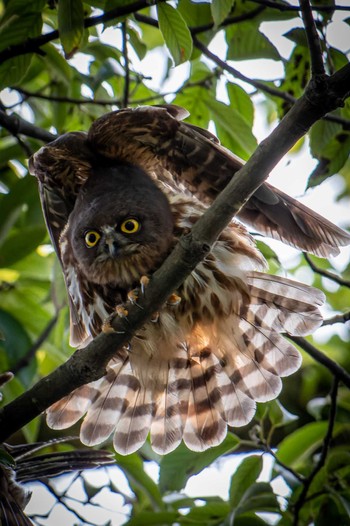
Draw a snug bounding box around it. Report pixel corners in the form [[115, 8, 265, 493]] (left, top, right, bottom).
[[29, 105, 350, 455]]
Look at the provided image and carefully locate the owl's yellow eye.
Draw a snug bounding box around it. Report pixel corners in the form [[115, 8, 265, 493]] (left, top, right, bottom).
[[85, 230, 101, 247], [120, 218, 140, 234]]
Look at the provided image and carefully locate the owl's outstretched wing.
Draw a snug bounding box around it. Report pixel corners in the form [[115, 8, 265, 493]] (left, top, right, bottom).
[[29, 132, 95, 345], [88, 105, 350, 257], [29, 131, 91, 262]]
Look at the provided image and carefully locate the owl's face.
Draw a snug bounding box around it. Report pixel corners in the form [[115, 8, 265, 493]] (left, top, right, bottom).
[[63, 164, 175, 287]]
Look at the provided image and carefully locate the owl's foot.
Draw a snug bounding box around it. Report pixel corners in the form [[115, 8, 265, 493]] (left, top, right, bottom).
[[166, 293, 181, 306], [102, 309, 128, 334]]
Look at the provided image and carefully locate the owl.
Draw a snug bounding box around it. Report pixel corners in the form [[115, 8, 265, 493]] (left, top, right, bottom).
[[29, 105, 350, 455]]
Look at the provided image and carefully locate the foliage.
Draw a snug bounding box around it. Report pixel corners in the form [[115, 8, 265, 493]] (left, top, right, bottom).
[[0, 0, 350, 525]]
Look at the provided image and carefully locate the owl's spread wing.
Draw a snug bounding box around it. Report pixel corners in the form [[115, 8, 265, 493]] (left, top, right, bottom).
[[88, 105, 350, 257], [29, 131, 91, 262], [29, 132, 96, 345]]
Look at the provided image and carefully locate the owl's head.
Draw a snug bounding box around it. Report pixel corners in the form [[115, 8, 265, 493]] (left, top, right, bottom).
[[63, 163, 175, 287]]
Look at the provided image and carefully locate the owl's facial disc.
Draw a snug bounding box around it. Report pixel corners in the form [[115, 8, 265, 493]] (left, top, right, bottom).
[[85, 222, 141, 260]]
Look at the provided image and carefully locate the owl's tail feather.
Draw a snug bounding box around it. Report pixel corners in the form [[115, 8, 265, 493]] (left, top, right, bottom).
[[46, 273, 324, 455]]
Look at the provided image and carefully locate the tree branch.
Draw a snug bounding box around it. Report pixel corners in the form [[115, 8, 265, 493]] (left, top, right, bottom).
[[304, 253, 350, 288], [299, 0, 325, 77], [288, 336, 350, 388], [0, 108, 57, 142], [247, 0, 350, 13], [121, 22, 130, 109], [0, 61, 349, 443], [293, 378, 339, 525], [0, 0, 166, 65]]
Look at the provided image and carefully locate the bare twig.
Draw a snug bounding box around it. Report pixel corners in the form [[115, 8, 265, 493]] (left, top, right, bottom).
[[10, 315, 59, 375], [322, 312, 350, 326], [293, 378, 339, 525], [304, 253, 350, 288], [299, 0, 325, 77], [247, 0, 350, 12], [122, 22, 130, 109], [288, 336, 350, 389]]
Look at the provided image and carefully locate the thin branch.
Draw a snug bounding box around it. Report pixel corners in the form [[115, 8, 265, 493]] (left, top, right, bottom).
[[293, 378, 339, 526], [10, 314, 59, 375], [0, 108, 57, 142], [191, 34, 350, 131], [299, 0, 325, 77], [0, 62, 349, 442], [265, 444, 305, 483], [322, 312, 350, 326], [304, 253, 350, 288], [288, 336, 350, 389], [247, 0, 350, 12], [0, 0, 166, 65], [121, 22, 130, 109]]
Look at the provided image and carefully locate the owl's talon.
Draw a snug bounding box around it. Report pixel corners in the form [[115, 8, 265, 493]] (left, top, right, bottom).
[[166, 293, 181, 306], [140, 275, 150, 295], [102, 314, 126, 334], [116, 305, 129, 318], [127, 289, 143, 308]]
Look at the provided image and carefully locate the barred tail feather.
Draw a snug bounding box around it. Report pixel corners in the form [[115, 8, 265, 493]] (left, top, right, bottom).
[[183, 348, 227, 451], [46, 272, 324, 455], [151, 347, 190, 454]]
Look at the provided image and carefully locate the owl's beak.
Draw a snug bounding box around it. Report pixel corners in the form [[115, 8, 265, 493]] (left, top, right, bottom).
[[103, 237, 119, 258]]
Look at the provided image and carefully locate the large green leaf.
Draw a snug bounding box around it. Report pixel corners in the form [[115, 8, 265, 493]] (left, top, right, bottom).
[[277, 422, 345, 469], [159, 434, 240, 492], [226, 22, 280, 61], [58, 0, 84, 59], [0, 226, 47, 268], [229, 455, 263, 508], [206, 98, 257, 159], [157, 3, 193, 66], [211, 0, 234, 27]]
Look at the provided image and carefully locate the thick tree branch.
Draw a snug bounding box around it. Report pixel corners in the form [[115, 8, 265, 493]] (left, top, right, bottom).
[[0, 63, 349, 443]]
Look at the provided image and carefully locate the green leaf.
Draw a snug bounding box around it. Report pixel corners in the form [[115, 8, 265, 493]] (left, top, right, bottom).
[[235, 482, 280, 516], [157, 3, 193, 66], [206, 98, 257, 159], [307, 132, 350, 188], [124, 511, 179, 526], [115, 452, 164, 509], [185, 501, 230, 521], [0, 225, 47, 268], [211, 0, 234, 27], [58, 0, 84, 59], [227, 82, 254, 128], [159, 434, 240, 492], [277, 422, 345, 469], [0, 308, 31, 367], [229, 455, 263, 509], [226, 22, 280, 61]]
